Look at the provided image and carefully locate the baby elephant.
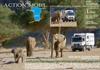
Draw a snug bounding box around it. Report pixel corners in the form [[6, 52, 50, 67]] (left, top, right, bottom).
[[11, 48, 24, 63]]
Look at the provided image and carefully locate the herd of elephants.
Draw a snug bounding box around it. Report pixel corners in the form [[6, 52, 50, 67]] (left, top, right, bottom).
[[11, 34, 66, 63]]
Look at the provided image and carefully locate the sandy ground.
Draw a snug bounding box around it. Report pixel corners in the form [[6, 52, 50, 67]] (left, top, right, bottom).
[[0, 48, 100, 70]]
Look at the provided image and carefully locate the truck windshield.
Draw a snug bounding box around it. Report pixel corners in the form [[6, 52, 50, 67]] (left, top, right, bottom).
[[72, 37, 82, 42], [67, 12, 75, 15]]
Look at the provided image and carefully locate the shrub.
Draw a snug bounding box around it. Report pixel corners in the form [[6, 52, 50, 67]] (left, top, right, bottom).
[[96, 40, 100, 48]]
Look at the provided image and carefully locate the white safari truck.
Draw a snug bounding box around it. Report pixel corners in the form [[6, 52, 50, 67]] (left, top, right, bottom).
[[71, 33, 95, 51], [61, 8, 76, 22]]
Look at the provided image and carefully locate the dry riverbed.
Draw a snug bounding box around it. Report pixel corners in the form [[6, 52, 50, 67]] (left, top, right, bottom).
[[0, 48, 100, 70]]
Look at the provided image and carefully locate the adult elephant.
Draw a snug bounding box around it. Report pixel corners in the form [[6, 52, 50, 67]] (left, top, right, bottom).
[[51, 11, 60, 24], [26, 36, 36, 57], [51, 34, 66, 58]]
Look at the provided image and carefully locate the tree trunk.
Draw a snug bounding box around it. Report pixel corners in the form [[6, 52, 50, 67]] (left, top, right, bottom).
[[42, 32, 50, 49]]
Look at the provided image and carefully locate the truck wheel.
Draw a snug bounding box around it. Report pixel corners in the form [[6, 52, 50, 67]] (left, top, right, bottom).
[[62, 18, 65, 22], [63, 20, 65, 22], [65, 18, 68, 22], [72, 20, 74, 22], [79, 49, 83, 51], [68, 20, 71, 22], [72, 49, 76, 52], [87, 48, 91, 51]]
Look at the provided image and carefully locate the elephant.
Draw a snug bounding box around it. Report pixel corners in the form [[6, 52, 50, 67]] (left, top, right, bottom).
[[51, 11, 60, 24], [51, 34, 66, 58], [11, 48, 24, 63], [26, 36, 36, 56]]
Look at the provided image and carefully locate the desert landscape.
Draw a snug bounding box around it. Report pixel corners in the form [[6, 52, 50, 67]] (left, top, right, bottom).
[[0, 47, 100, 70]]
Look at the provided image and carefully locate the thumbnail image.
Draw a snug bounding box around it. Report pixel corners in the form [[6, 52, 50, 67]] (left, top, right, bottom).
[[50, 7, 76, 24]]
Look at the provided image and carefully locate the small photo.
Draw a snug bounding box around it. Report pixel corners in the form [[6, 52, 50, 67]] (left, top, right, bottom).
[[50, 6, 76, 24]]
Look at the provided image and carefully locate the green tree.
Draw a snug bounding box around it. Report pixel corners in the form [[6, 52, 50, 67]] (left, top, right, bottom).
[[76, 7, 86, 28], [0, 5, 24, 46]]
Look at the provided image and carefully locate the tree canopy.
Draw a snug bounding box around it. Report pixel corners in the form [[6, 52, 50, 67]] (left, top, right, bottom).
[[0, 5, 24, 43]]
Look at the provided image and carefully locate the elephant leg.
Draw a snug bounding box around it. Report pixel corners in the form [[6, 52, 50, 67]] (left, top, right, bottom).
[[16, 57, 20, 63], [16, 55, 24, 63], [55, 50, 59, 58], [14, 54, 18, 63], [15, 56, 19, 63], [57, 18, 59, 23], [60, 49, 63, 57], [27, 47, 33, 57], [21, 56, 24, 63]]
